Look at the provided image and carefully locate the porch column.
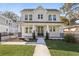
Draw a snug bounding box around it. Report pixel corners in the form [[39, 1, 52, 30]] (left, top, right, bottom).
[[32, 25, 35, 32], [47, 25, 49, 33]]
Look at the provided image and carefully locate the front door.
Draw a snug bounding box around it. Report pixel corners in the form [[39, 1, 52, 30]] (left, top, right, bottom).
[[37, 26, 44, 36]]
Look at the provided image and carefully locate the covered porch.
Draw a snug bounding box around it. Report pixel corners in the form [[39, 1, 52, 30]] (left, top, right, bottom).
[[20, 22, 64, 39]]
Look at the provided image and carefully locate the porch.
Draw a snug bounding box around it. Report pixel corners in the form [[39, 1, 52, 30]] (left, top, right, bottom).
[[21, 23, 64, 39]]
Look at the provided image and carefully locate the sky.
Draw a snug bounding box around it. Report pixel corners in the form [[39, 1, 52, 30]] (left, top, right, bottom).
[[0, 3, 63, 16]]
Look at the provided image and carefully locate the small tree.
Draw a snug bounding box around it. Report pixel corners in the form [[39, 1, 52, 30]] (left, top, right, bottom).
[[45, 31, 49, 40], [60, 16, 69, 25], [32, 31, 36, 40], [64, 34, 76, 43], [2, 11, 19, 22]]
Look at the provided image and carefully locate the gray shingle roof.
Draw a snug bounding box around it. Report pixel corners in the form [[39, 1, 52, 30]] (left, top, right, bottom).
[[21, 9, 59, 12]]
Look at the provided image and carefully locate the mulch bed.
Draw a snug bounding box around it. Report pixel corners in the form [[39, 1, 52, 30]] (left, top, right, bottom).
[[2, 38, 25, 42]]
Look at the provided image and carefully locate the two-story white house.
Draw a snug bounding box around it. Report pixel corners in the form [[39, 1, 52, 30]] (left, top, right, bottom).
[[19, 6, 64, 39], [0, 14, 18, 35]]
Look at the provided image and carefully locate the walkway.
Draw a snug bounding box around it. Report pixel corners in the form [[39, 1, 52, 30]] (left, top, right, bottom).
[[33, 37, 51, 56]]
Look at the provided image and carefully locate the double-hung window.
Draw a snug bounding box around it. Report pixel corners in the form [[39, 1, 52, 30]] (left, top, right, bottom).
[[29, 14, 32, 20], [25, 27, 28, 33], [25, 27, 32, 33], [38, 14, 40, 19], [48, 15, 52, 21], [29, 27, 32, 33], [38, 14, 43, 19], [53, 15, 56, 21], [25, 15, 28, 20]]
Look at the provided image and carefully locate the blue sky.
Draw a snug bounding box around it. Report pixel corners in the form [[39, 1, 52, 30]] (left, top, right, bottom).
[[0, 3, 63, 16]]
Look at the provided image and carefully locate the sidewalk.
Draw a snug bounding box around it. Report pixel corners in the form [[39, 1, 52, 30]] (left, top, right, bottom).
[[33, 37, 51, 56]]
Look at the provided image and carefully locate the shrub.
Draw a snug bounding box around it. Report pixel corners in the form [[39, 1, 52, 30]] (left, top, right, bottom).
[[32, 31, 36, 40], [45, 32, 49, 40], [64, 34, 76, 43]]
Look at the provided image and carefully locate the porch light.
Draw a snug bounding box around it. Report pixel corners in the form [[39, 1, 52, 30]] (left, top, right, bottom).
[[64, 29, 69, 32], [70, 28, 76, 32]]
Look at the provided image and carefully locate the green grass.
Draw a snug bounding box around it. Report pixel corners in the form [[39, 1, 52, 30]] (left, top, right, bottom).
[[0, 45, 35, 56], [46, 40, 79, 56]]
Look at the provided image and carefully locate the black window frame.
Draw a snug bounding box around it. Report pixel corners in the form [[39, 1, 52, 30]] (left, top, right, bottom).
[[25, 15, 28, 20], [25, 27, 28, 33], [48, 15, 52, 20], [29, 14, 32, 20], [38, 14, 40, 19], [53, 15, 56, 21], [41, 14, 43, 19]]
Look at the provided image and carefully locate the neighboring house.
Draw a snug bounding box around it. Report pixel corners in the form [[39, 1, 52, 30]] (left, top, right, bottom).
[[19, 6, 64, 39], [64, 24, 79, 34], [0, 15, 18, 34]]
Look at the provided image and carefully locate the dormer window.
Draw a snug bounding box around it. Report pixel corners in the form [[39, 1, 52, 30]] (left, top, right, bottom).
[[53, 15, 56, 21], [25, 15, 28, 20]]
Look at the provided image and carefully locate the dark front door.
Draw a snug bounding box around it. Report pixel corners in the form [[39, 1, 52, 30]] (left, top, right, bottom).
[[37, 26, 44, 36]]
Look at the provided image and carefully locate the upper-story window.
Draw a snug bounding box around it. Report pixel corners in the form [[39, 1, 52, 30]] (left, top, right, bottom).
[[41, 14, 43, 19], [29, 14, 32, 20], [25, 15, 28, 20], [48, 15, 52, 21], [38, 14, 40, 19], [38, 14, 43, 19], [53, 15, 56, 21]]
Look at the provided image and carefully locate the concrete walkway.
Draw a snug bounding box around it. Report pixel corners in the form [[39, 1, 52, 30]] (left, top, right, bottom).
[[33, 37, 51, 56]]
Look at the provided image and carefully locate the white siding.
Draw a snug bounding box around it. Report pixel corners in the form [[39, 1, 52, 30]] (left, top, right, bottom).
[[21, 7, 60, 22]]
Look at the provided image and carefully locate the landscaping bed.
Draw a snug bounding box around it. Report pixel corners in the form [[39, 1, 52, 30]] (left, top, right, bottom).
[[2, 38, 25, 42], [45, 40, 79, 56], [0, 45, 35, 56], [27, 38, 37, 42]]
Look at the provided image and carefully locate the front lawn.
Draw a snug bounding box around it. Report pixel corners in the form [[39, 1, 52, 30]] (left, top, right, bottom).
[[0, 45, 35, 56], [46, 40, 79, 56]]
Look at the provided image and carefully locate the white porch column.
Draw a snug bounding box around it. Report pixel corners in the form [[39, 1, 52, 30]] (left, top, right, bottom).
[[32, 25, 35, 32], [47, 25, 49, 33]]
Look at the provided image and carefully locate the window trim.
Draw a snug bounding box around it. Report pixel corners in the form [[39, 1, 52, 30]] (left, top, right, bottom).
[[25, 27, 32, 33], [38, 14, 40, 19], [38, 14, 43, 19], [25, 27, 28, 33], [29, 14, 32, 20], [41, 14, 43, 19], [25, 15, 28, 20], [29, 27, 32, 33], [48, 15, 52, 20], [53, 15, 56, 21]]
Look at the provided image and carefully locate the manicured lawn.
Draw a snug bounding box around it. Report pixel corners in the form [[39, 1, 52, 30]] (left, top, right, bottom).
[[46, 40, 79, 56], [0, 45, 35, 56]]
